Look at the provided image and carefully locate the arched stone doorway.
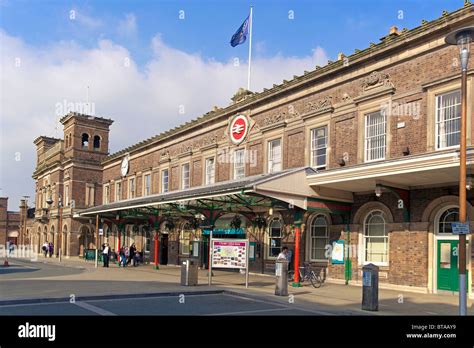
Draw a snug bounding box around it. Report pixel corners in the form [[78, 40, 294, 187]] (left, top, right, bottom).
[[78, 225, 95, 256]]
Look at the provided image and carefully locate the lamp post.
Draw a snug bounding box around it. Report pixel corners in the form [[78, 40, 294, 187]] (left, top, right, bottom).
[[47, 193, 62, 262], [445, 26, 474, 316]]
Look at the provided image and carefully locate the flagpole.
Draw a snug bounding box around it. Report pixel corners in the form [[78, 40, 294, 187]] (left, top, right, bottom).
[[247, 6, 253, 91]]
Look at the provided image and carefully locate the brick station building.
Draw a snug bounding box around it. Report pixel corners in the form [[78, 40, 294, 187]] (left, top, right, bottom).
[[31, 3, 474, 296]]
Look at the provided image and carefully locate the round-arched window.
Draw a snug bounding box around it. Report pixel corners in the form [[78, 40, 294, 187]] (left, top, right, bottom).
[[438, 207, 459, 234], [363, 210, 388, 264], [309, 215, 328, 261]]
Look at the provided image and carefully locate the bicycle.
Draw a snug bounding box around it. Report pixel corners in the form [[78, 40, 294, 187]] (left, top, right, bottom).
[[288, 262, 323, 288]]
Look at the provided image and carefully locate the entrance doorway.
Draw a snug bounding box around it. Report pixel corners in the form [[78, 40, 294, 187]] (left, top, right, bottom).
[[437, 240, 469, 292], [160, 234, 168, 265], [434, 206, 470, 292]]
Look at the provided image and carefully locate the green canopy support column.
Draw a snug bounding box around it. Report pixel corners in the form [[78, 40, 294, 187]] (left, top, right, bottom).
[[344, 214, 352, 285]]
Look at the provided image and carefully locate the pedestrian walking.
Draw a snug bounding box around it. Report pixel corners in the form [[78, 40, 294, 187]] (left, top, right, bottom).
[[102, 243, 110, 267], [120, 246, 127, 267], [42, 242, 48, 258], [48, 242, 54, 258]]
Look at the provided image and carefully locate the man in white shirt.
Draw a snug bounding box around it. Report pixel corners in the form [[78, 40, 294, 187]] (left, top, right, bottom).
[[102, 243, 110, 268], [277, 246, 289, 261]]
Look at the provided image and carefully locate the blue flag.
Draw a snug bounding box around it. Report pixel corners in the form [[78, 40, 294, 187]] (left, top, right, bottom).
[[230, 15, 250, 47]]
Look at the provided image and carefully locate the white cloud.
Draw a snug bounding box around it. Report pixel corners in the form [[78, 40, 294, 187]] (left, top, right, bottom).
[[117, 13, 137, 38], [73, 10, 103, 29], [0, 30, 328, 208]]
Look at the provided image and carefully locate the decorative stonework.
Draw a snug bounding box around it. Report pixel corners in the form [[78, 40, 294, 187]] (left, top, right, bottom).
[[231, 88, 254, 104], [200, 133, 219, 150], [354, 71, 396, 104], [262, 113, 284, 127], [342, 93, 353, 103], [300, 96, 334, 120], [306, 96, 333, 113], [361, 71, 393, 91]]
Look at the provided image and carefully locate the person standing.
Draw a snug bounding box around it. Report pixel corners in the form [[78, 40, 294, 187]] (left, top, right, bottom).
[[129, 244, 136, 266], [102, 243, 110, 267]]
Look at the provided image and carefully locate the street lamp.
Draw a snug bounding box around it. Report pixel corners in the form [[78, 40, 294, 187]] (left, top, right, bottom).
[[46, 193, 63, 262], [445, 26, 474, 316]]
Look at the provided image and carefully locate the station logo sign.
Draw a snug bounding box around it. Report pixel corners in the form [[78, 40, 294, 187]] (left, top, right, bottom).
[[229, 114, 250, 145]]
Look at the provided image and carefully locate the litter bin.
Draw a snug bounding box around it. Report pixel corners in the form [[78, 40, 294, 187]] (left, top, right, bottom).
[[275, 259, 289, 296], [181, 258, 198, 286], [362, 263, 379, 311]]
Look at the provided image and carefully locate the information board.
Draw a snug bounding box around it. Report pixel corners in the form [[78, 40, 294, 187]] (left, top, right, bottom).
[[331, 240, 344, 264], [211, 239, 248, 269]]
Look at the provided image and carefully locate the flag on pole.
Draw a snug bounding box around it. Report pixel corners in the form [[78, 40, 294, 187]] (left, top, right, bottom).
[[230, 15, 250, 47]]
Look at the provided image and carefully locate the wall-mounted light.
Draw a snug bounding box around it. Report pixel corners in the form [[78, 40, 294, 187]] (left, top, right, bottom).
[[268, 207, 274, 216], [116, 214, 120, 220], [375, 184, 383, 198]]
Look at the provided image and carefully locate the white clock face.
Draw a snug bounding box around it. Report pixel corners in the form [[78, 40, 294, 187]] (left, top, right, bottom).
[[121, 157, 129, 176]]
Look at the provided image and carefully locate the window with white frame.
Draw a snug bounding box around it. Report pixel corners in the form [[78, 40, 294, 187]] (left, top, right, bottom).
[[310, 126, 328, 169], [268, 219, 282, 258], [205, 158, 215, 185], [64, 184, 70, 206], [103, 184, 109, 204], [180, 228, 191, 255], [128, 178, 135, 199], [234, 149, 245, 179], [438, 207, 459, 234], [309, 215, 329, 260], [268, 139, 282, 173], [436, 90, 461, 149], [365, 111, 386, 162], [85, 184, 95, 207], [144, 174, 151, 196], [161, 169, 169, 193], [182, 163, 190, 189], [363, 210, 388, 264], [115, 181, 122, 202]]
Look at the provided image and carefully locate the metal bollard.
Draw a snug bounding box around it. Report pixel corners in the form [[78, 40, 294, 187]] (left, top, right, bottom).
[[362, 263, 379, 311], [275, 259, 289, 296]]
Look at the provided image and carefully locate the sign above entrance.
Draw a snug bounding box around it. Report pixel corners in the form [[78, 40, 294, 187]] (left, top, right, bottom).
[[451, 222, 470, 235], [229, 114, 250, 145]]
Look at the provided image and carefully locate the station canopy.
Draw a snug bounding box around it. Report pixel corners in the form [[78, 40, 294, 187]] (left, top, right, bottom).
[[77, 167, 329, 225]]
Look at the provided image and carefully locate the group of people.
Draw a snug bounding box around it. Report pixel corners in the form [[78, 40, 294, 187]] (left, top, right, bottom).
[[101, 243, 142, 268], [41, 242, 54, 258]]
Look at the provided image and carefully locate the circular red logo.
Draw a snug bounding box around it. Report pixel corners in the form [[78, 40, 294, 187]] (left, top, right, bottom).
[[230, 115, 249, 145]]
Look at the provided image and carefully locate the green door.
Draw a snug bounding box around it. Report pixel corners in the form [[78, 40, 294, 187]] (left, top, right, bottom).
[[437, 240, 469, 291]]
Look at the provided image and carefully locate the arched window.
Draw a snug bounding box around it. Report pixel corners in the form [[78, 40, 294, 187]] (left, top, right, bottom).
[[438, 207, 459, 234], [93, 135, 101, 150], [268, 218, 282, 258], [309, 215, 329, 261], [363, 210, 388, 264], [81, 133, 89, 149], [68, 133, 72, 148]]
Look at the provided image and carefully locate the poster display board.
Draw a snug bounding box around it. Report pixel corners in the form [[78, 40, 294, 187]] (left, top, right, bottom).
[[209, 238, 249, 288], [211, 239, 248, 269]]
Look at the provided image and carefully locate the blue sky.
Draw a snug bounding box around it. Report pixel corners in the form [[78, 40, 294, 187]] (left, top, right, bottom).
[[1, 0, 463, 66], [0, 0, 466, 209]]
